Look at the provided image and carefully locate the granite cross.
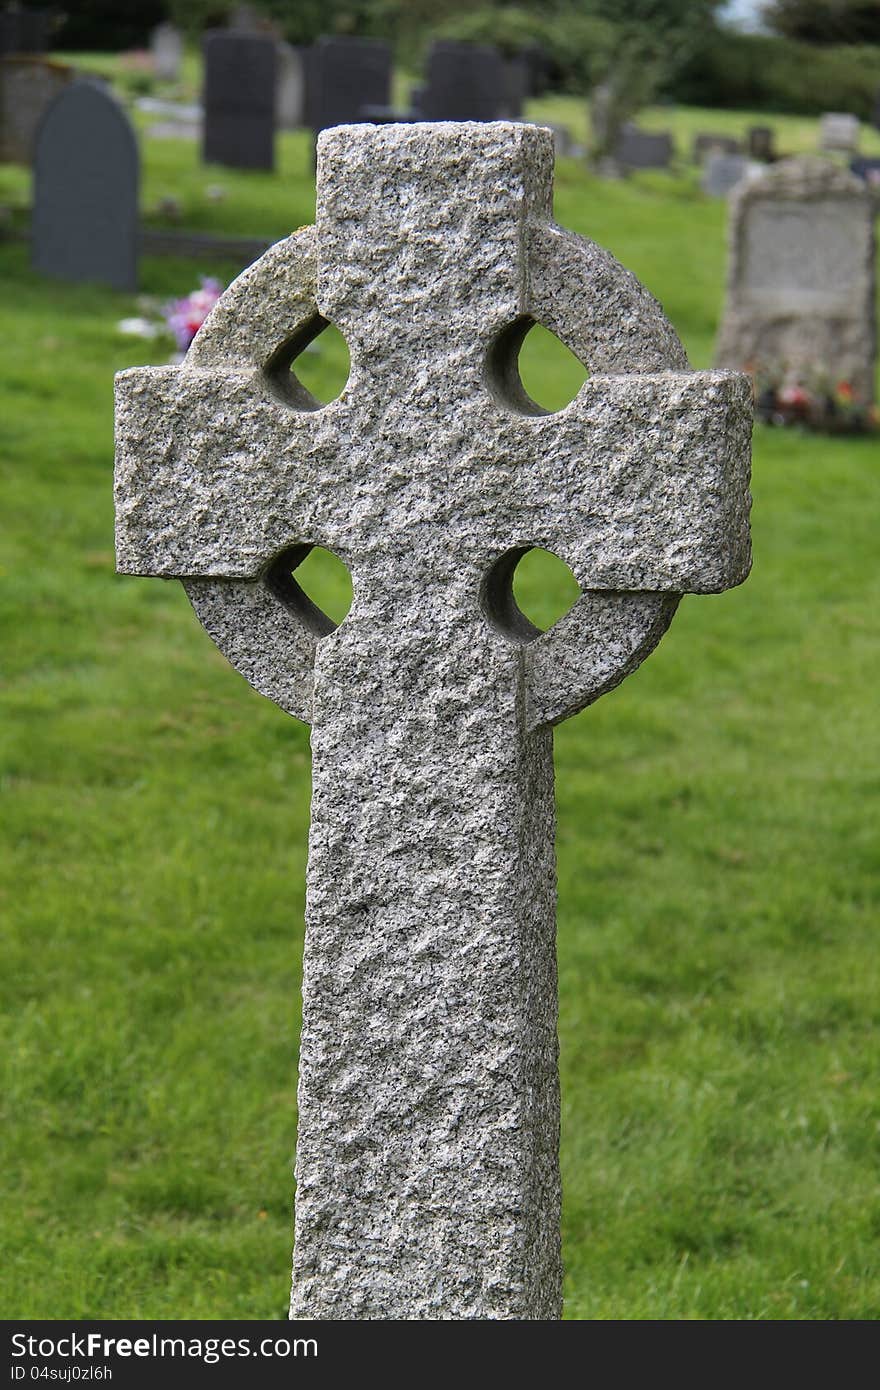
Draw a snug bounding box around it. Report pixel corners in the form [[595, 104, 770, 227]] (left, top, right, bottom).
[[114, 122, 752, 1320]]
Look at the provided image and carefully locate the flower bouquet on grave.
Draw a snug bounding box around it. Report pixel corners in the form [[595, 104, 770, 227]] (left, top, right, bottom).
[[163, 277, 223, 359], [116, 277, 224, 364], [746, 360, 879, 435]]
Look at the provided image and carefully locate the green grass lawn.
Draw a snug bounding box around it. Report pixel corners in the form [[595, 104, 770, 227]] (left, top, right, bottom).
[[2, 83, 880, 1320]]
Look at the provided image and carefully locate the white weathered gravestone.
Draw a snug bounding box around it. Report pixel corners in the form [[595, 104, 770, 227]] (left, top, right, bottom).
[[151, 22, 183, 83], [114, 122, 752, 1320], [701, 152, 754, 199], [276, 42, 305, 130], [819, 111, 860, 153], [716, 157, 876, 403]]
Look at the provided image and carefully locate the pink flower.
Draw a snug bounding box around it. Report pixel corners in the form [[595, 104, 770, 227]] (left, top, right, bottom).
[[777, 384, 810, 408], [163, 277, 223, 353]]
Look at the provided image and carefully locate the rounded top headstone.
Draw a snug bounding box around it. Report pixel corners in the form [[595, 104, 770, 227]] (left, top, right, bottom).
[[32, 81, 139, 291]]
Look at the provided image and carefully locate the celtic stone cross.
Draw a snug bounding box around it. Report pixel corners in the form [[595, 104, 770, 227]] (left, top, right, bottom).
[[115, 123, 751, 1320]]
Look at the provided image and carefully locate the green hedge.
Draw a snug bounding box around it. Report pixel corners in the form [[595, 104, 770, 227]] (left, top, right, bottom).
[[669, 32, 880, 118]]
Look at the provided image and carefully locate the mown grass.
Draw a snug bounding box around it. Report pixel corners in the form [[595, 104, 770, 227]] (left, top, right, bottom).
[[2, 81, 879, 1319]]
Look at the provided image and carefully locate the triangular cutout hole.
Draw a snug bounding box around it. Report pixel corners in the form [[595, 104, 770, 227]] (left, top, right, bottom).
[[265, 315, 350, 410], [266, 544, 352, 636]]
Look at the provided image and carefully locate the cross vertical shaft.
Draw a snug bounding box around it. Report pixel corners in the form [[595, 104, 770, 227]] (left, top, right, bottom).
[[291, 606, 562, 1318]]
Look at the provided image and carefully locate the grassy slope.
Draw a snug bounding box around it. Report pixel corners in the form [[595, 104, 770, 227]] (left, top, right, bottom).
[[1, 84, 879, 1319]]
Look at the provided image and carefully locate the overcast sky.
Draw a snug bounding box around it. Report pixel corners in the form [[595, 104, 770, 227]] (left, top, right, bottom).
[[719, 0, 768, 31]]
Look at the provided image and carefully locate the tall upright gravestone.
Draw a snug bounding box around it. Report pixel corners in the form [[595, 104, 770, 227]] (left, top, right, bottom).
[[151, 21, 183, 83], [276, 42, 305, 130], [115, 122, 752, 1319], [418, 40, 518, 121], [32, 83, 138, 291], [306, 36, 391, 134], [716, 157, 876, 403], [0, 6, 50, 56], [202, 29, 276, 171]]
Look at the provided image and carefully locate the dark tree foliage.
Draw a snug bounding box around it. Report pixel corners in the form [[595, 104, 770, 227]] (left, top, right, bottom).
[[765, 0, 880, 45], [53, 0, 170, 50]]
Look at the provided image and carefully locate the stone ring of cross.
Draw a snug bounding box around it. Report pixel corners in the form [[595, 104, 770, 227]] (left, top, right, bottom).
[[116, 122, 751, 734], [115, 123, 752, 1320]]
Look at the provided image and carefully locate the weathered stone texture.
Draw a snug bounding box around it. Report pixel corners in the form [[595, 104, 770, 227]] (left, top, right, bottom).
[[115, 122, 752, 1319], [715, 157, 876, 401]]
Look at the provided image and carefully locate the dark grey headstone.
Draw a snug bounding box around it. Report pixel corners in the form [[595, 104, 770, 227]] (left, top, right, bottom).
[[359, 104, 414, 125], [503, 54, 528, 120], [522, 43, 550, 98], [202, 30, 276, 171], [693, 131, 741, 163], [306, 36, 391, 133], [615, 124, 674, 170], [419, 40, 512, 122], [850, 156, 880, 188], [0, 7, 49, 56], [32, 83, 138, 291], [748, 125, 775, 161]]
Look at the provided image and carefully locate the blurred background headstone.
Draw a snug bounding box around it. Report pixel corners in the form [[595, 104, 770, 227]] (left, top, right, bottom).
[[416, 40, 517, 122], [0, 55, 72, 163], [202, 29, 276, 171], [819, 111, 860, 154], [276, 41, 305, 131], [747, 125, 776, 162], [31, 82, 138, 291], [0, 3, 50, 57], [693, 131, 741, 163], [150, 21, 182, 83], [306, 36, 391, 134], [614, 124, 674, 172], [716, 158, 876, 404]]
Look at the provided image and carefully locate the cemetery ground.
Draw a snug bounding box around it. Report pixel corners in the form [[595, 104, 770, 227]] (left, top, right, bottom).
[[2, 100, 880, 1322]]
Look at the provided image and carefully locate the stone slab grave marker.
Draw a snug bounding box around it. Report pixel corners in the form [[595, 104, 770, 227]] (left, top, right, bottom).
[[0, 5, 50, 57], [115, 122, 752, 1319], [306, 37, 391, 135], [693, 131, 741, 163], [32, 82, 138, 291], [151, 21, 183, 83], [702, 152, 754, 199], [276, 42, 305, 130], [614, 124, 674, 171], [819, 111, 860, 153], [418, 40, 517, 122], [716, 157, 876, 404], [202, 29, 276, 171], [748, 125, 775, 162]]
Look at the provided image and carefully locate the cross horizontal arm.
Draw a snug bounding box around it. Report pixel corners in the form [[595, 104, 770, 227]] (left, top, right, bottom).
[[116, 362, 750, 595], [114, 365, 345, 578], [475, 368, 752, 595]]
